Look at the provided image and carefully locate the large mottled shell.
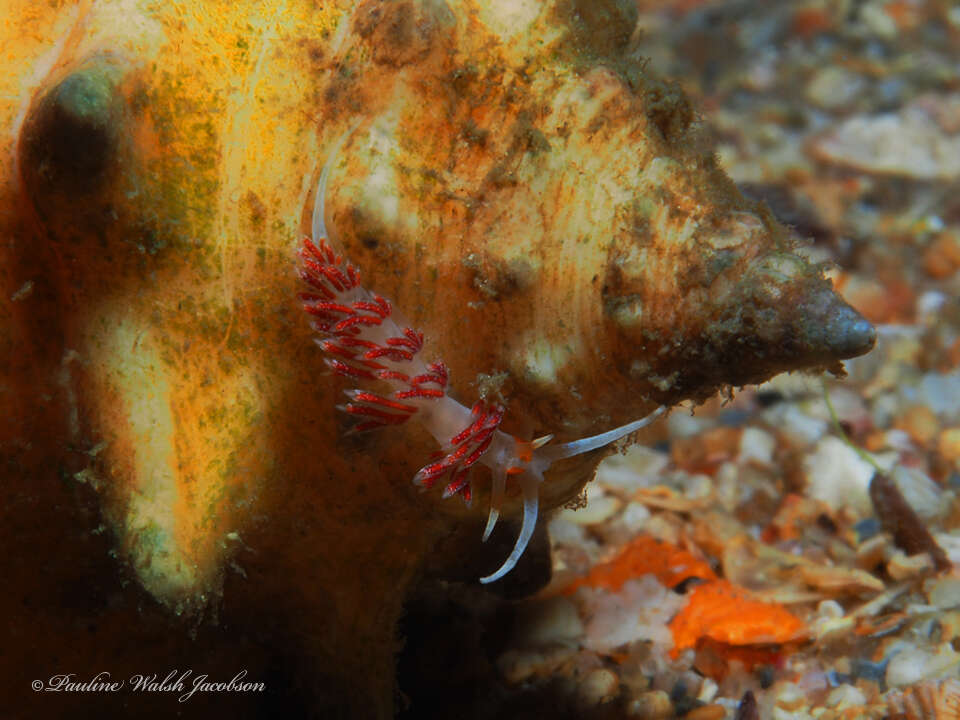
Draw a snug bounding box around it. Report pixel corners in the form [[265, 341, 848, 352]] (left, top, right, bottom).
[[0, 1, 874, 716]]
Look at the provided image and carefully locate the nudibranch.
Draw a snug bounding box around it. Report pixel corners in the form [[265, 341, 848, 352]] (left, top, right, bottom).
[[300, 232, 665, 581], [300, 146, 668, 582]]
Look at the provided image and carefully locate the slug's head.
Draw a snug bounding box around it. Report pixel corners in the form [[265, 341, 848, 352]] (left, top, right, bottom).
[[472, 408, 667, 584]]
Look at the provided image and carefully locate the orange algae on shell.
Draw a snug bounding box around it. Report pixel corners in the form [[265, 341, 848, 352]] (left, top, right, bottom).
[[668, 579, 807, 655], [565, 535, 716, 593]]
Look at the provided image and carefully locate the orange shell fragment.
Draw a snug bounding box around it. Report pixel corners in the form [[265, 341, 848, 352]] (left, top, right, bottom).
[[669, 579, 806, 654], [565, 535, 716, 594]]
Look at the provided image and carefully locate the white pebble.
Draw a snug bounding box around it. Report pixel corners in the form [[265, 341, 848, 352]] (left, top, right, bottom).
[[885, 643, 960, 687], [740, 427, 775, 465], [892, 465, 944, 520], [667, 409, 711, 438], [817, 599, 845, 619], [917, 290, 947, 318], [619, 501, 652, 530], [826, 684, 866, 709], [577, 668, 619, 706], [859, 0, 897, 37], [925, 576, 960, 610], [558, 484, 622, 525], [803, 436, 876, 516], [684, 474, 713, 500], [813, 107, 960, 180], [548, 516, 589, 545], [596, 445, 669, 493], [697, 677, 718, 703], [579, 576, 684, 652], [765, 404, 828, 446], [515, 596, 584, 648], [806, 67, 865, 111], [934, 532, 960, 566], [915, 371, 960, 423]]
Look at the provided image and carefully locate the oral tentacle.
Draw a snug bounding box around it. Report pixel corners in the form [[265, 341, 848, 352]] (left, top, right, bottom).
[[541, 406, 666, 463], [311, 123, 359, 244], [479, 473, 540, 585], [482, 467, 506, 543]]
